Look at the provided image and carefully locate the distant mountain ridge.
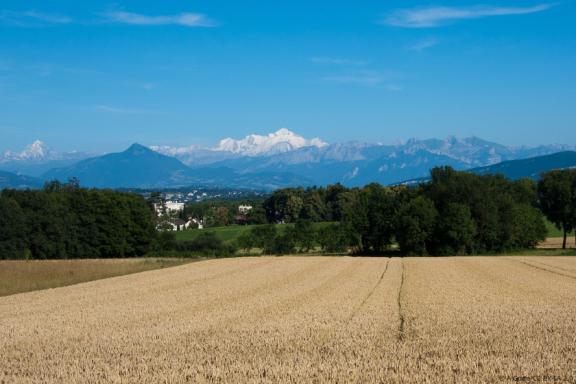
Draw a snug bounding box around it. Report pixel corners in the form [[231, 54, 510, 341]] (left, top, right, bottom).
[[43, 144, 313, 189], [471, 151, 576, 179], [44, 144, 198, 189], [193, 136, 576, 186], [151, 132, 576, 170], [2, 131, 576, 189], [0, 140, 91, 177], [399, 151, 576, 186]]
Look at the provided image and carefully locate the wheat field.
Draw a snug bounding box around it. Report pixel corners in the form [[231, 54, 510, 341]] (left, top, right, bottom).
[[1, 256, 575, 383]]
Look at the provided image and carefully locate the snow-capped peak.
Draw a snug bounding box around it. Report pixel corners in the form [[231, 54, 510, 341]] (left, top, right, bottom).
[[215, 128, 327, 156], [2, 140, 51, 161], [1, 140, 89, 164], [24, 140, 48, 159]]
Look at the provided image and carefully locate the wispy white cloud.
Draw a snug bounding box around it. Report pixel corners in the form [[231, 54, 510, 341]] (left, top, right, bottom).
[[96, 105, 157, 114], [104, 11, 216, 27], [140, 82, 156, 91], [323, 74, 383, 87], [322, 70, 400, 88], [383, 4, 553, 28], [1, 9, 217, 28], [21, 11, 71, 24], [0, 10, 72, 26], [408, 37, 439, 51], [310, 57, 367, 66]]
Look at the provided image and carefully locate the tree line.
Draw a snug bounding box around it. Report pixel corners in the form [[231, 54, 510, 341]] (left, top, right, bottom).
[[257, 166, 576, 255], [0, 181, 156, 259], [236, 221, 349, 255], [2, 167, 575, 259]]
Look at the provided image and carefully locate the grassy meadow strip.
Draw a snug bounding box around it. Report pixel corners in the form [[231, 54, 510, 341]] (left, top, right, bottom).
[[0, 258, 191, 297]]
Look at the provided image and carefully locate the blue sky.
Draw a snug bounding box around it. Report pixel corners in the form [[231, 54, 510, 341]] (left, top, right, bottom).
[[0, 0, 575, 152]]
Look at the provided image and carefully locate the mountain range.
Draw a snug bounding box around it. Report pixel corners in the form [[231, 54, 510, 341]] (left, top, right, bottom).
[[2, 130, 576, 189], [0, 140, 91, 177]]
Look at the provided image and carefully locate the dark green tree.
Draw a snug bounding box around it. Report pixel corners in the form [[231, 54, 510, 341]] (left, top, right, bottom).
[[249, 225, 278, 254], [0, 197, 27, 259], [341, 184, 398, 254], [317, 223, 349, 253], [431, 203, 476, 255], [245, 205, 268, 225], [292, 220, 316, 252], [395, 196, 438, 256], [301, 189, 327, 222], [269, 228, 297, 255], [538, 170, 576, 249]]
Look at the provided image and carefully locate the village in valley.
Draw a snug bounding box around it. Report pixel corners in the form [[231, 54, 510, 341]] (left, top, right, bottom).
[[151, 192, 257, 232]]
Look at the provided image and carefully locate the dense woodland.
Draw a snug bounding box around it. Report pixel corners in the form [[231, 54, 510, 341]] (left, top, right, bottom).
[[250, 167, 550, 255], [2, 167, 576, 259], [0, 180, 155, 259]]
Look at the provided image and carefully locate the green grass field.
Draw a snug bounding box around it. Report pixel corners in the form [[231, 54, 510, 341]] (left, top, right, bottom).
[[174, 225, 253, 243], [177, 220, 568, 243], [174, 222, 336, 244], [545, 219, 574, 238]]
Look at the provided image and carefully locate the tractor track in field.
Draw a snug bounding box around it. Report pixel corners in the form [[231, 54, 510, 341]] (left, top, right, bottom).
[[347, 258, 390, 322], [509, 258, 576, 281], [397, 259, 406, 342], [528, 259, 576, 275]]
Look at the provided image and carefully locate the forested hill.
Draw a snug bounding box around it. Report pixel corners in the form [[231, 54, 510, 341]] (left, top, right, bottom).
[[398, 151, 576, 185], [470, 151, 576, 179], [0, 171, 42, 189]]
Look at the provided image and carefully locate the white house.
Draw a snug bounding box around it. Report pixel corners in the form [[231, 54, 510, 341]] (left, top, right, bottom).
[[188, 218, 204, 230], [153, 203, 164, 216], [157, 218, 187, 231], [238, 205, 253, 214], [165, 201, 185, 213]]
